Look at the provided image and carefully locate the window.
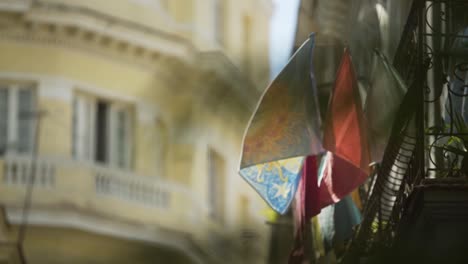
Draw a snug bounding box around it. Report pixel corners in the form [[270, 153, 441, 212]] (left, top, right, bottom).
[[73, 93, 133, 169], [111, 107, 132, 169], [0, 85, 36, 155], [243, 15, 252, 73], [72, 94, 95, 161], [214, 0, 226, 46], [443, 28, 468, 122], [95, 100, 108, 163], [208, 148, 225, 222]]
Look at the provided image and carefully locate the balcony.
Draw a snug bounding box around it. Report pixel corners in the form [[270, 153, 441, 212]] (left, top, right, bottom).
[[0, 154, 211, 251]]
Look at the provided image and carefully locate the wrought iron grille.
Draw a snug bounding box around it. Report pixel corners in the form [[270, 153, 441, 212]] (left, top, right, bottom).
[[424, 0, 468, 178], [342, 0, 468, 261]]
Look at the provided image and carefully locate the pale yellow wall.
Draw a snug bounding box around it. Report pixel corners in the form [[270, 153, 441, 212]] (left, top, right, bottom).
[[134, 122, 158, 177], [37, 99, 72, 156], [170, 0, 195, 24], [40, 0, 190, 38], [0, 42, 159, 102], [222, 0, 272, 87], [20, 226, 195, 264], [167, 143, 195, 185], [190, 0, 272, 87]]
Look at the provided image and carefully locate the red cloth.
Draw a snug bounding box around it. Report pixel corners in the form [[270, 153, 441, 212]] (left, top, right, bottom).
[[318, 152, 368, 208], [303, 156, 321, 219], [289, 49, 370, 263], [320, 48, 370, 207], [289, 156, 320, 263], [323, 48, 370, 174]]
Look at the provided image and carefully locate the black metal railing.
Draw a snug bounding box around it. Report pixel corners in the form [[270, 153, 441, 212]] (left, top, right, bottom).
[[342, 0, 468, 262]]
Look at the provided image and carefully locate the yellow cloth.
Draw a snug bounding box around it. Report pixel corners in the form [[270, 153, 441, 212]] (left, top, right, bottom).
[[311, 216, 325, 258], [350, 189, 362, 210], [261, 207, 278, 222]]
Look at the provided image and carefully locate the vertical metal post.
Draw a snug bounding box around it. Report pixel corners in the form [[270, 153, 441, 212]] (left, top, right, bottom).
[[417, 0, 426, 182]]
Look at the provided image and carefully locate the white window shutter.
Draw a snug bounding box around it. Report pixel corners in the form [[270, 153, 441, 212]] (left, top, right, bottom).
[[108, 106, 131, 169], [0, 88, 8, 155], [125, 109, 132, 170], [116, 110, 126, 168], [107, 104, 116, 167], [73, 95, 94, 161], [72, 96, 79, 158], [7, 87, 18, 154], [73, 96, 84, 159], [17, 88, 35, 154], [122, 109, 132, 169], [85, 98, 95, 160]]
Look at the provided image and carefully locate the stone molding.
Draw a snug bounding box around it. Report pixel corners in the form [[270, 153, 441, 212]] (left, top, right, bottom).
[[5, 206, 205, 264]]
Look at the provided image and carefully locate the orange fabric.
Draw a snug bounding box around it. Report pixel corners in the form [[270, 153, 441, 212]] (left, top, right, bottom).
[[350, 190, 362, 210], [323, 49, 370, 174], [319, 48, 370, 209]]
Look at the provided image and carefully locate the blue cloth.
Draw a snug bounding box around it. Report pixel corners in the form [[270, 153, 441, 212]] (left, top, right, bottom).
[[318, 195, 362, 252], [240, 157, 304, 214], [334, 196, 362, 242]]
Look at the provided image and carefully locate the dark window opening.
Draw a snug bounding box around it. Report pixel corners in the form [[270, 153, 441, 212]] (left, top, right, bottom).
[[95, 101, 108, 163]]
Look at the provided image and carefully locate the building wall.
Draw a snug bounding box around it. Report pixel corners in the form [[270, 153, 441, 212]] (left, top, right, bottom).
[[0, 0, 273, 263], [294, 0, 414, 116], [22, 226, 196, 264]]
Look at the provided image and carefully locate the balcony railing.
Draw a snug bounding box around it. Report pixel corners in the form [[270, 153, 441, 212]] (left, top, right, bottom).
[[0, 154, 206, 235], [95, 166, 171, 209], [3, 155, 55, 189]]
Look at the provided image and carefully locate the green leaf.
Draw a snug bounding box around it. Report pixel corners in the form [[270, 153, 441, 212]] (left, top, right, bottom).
[[433, 145, 467, 156]]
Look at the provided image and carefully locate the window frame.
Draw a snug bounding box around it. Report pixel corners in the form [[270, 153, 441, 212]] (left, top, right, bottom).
[[72, 91, 133, 170], [108, 102, 134, 170], [0, 83, 36, 156]]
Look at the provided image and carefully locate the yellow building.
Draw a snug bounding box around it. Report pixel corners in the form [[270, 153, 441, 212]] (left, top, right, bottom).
[[0, 0, 272, 263]]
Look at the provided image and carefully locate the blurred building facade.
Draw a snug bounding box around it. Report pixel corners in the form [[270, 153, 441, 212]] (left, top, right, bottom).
[[295, 0, 413, 114], [0, 0, 272, 263]]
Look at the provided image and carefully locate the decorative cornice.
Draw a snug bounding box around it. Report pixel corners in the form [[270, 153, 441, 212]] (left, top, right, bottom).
[[0, 5, 258, 125], [30, 1, 193, 55], [0, 0, 31, 12], [0, 13, 193, 79], [0, 1, 196, 74]]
